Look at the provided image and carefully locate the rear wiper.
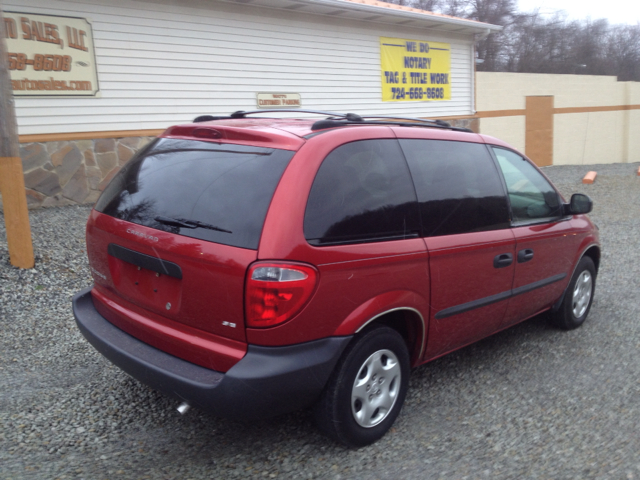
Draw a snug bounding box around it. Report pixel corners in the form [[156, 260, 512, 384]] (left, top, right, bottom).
[[154, 216, 232, 234]]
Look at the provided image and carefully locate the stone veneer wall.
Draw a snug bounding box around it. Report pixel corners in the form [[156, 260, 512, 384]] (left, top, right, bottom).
[[2, 136, 155, 210], [446, 118, 479, 132]]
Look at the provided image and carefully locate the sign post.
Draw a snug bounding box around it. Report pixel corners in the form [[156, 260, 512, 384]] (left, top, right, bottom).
[[0, 5, 35, 269]]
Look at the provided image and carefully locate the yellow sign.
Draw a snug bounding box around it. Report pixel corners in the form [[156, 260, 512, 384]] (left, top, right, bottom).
[[380, 37, 451, 102], [4, 12, 99, 96]]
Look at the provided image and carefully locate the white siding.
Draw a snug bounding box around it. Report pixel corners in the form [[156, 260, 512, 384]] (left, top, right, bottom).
[[9, 0, 475, 135]]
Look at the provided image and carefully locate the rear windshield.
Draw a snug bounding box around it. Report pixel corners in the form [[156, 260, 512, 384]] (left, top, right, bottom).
[[95, 138, 295, 250]]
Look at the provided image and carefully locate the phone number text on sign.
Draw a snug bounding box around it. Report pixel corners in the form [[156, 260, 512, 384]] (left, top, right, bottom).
[[8, 53, 72, 72], [380, 36, 451, 102], [391, 87, 445, 100]]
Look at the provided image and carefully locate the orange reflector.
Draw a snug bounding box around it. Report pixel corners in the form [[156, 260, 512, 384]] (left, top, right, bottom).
[[582, 171, 597, 184]]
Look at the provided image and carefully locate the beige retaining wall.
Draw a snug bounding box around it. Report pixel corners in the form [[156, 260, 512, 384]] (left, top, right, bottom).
[[476, 72, 640, 166]]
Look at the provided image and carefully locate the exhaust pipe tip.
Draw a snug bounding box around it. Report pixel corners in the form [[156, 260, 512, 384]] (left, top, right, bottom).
[[177, 402, 191, 415]]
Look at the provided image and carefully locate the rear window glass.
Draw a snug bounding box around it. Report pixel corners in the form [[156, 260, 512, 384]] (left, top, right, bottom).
[[95, 138, 295, 250]]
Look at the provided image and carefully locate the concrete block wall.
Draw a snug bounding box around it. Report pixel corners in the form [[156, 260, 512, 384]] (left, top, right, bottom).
[[476, 72, 640, 166], [626, 82, 640, 164]]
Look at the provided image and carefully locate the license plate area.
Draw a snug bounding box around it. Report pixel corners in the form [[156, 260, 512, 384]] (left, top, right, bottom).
[[107, 244, 182, 314]]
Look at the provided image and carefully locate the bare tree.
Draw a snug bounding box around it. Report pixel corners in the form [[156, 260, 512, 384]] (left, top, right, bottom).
[[605, 25, 640, 81], [380, 0, 640, 81], [381, 0, 441, 13], [411, 0, 443, 12], [466, 0, 518, 71]]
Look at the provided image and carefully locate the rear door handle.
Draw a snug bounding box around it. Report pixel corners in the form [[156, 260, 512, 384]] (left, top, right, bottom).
[[493, 253, 513, 269], [517, 248, 534, 263]]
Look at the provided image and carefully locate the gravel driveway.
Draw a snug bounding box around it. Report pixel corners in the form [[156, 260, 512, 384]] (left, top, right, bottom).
[[1, 162, 639, 480]]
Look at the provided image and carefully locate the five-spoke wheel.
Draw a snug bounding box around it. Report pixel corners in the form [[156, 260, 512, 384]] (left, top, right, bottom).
[[571, 269, 593, 318], [351, 349, 402, 428]]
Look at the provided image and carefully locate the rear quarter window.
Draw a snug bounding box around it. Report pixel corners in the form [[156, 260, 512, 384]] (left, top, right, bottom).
[[304, 139, 420, 245], [95, 138, 295, 250]]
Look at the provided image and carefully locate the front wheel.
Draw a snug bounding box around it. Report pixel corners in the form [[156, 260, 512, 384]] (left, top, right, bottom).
[[313, 326, 410, 447], [551, 256, 596, 330]]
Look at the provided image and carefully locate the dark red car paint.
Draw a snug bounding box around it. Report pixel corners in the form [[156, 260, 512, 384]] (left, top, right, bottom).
[[84, 119, 600, 378]]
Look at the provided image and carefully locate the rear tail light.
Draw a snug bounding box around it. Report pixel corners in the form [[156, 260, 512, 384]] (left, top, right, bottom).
[[245, 262, 318, 328]]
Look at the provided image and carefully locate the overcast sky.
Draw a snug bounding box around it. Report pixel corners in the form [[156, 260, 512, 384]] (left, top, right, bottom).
[[517, 0, 640, 25]]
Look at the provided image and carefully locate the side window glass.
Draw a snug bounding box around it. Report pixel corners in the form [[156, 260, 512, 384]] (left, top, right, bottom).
[[399, 139, 510, 237], [492, 147, 562, 224], [304, 139, 420, 246]]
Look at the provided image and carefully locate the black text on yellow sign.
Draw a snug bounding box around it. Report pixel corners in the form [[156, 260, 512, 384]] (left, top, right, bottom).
[[380, 37, 451, 102]]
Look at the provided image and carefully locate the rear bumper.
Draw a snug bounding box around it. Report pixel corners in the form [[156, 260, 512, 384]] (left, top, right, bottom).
[[73, 287, 351, 419]]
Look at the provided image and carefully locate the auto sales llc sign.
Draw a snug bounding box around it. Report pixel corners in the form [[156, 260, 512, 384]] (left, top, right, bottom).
[[3, 12, 99, 96]]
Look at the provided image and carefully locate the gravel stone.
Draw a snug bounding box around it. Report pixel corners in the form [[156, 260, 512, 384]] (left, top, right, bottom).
[[1, 162, 639, 479]]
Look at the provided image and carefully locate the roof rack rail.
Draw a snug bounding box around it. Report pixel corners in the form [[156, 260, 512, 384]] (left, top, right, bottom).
[[191, 110, 472, 133], [229, 109, 363, 119], [193, 115, 233, 122], [192, 110, 363, 122], [357, 115, 451, 127], [311, 117, 472, 133]]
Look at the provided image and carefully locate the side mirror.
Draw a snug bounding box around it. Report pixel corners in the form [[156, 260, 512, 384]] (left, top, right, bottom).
[[564, 193, 593, 215]]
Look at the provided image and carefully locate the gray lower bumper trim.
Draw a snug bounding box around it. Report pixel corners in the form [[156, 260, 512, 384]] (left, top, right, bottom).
[[73, 287, 352, 419]]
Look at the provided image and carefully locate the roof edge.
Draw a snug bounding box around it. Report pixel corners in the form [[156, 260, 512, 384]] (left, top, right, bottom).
[[307, 0, 503, 33]]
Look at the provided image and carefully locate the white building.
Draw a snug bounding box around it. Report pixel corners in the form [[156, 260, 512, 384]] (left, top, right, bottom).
[[4, 0, 499, 207]]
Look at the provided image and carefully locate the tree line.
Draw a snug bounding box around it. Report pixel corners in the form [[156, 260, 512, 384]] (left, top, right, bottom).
[[382, 0, 640, 81]]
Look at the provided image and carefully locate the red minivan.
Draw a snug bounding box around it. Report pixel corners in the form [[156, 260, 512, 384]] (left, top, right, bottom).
[[73, 111, 600, 447]]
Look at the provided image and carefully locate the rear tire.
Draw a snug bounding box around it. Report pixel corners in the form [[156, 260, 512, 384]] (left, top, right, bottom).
[[551, 256, 596, 330], [313, 326, 410, 447]]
